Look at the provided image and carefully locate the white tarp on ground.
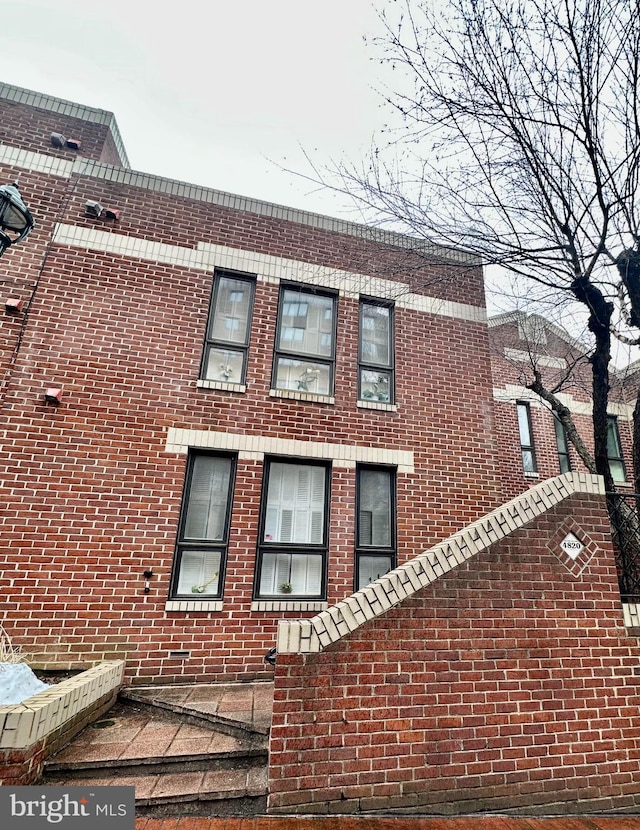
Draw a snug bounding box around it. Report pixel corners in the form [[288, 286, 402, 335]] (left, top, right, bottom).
[[0, 662, 48, 705]]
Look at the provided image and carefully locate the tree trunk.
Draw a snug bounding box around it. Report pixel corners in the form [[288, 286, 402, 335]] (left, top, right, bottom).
[[571, 276, 615, 492]]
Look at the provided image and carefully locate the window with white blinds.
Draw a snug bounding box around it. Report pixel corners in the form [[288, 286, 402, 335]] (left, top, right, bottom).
[[355, 465, 396, 590], [171, 452, 235, 599], [259, 552, 323, 596], [256, 459, 329, 598], [184, 455, 232, 540], [264, 463, 325, 544]]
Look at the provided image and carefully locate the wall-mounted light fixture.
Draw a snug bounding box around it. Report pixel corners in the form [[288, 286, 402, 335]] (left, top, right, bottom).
[[0, 182, 34, 258], [44, 387, 63, 406], [51, 133, 81, 151], [5, 297, 21, 314], [143, 569, 153, 594], [85, 200, 103, 218], [85, 201, 120, 221]]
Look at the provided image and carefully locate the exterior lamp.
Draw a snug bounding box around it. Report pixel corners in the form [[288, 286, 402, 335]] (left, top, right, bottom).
[[0, 182, 34, 258]]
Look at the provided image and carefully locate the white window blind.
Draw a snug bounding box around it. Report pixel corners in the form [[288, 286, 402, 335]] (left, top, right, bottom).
[[177, 549, 221, 596], [264, 463, 325, 544], [359, 469, 391, 547], [259, 552, 323, 595], [184, 455, 232, 540]]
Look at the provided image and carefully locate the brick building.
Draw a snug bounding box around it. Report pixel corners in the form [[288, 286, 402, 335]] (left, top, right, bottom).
[[0, 84, 502, 683], [488, 311, 635, 500]]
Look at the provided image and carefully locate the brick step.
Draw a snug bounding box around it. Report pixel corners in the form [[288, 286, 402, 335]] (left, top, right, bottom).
[[44, 745, 267, 778], [42, 763, 268, 815], [39, 689, 270, 816]]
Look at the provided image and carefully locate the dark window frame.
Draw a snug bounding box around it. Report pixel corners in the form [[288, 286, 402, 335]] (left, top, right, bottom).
[[358, 298, 395, 404], [254, 457, 331, 599], [516, 401, 538, 473], [355, 464, 397, 591], [170, 450, 236, 599], [200, 269, 256, 385], [554, 414, 572, 473], [271, 283, 338, 397], [607, 415, 627, 483]]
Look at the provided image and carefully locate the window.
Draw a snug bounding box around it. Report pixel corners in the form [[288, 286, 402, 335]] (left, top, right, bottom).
[[273, 286, 336, 396], [516, 401, 537, 473], [607, 416, 626, 483], [554, 415, 571, 473], [171, 452, 235, 598], [256, 460, 329, 598], [358, 300, 394, 403], [356, 465, 396, 590], [201, 271, 255, 384]]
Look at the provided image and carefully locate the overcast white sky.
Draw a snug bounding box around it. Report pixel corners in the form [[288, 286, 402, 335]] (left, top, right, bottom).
[[0, 0, 389, 218]]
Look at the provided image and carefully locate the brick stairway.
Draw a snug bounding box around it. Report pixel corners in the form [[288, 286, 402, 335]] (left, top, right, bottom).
[[42, 681, 273, 817]]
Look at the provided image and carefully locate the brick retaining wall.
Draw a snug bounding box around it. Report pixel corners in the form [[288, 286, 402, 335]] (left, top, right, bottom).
[[269, 482, 640, 815]]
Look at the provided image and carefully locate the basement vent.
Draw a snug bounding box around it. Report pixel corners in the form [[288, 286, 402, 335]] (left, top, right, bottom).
[[168, 650, 191, 659]]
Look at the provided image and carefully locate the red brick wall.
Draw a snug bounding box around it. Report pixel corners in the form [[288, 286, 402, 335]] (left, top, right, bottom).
[[0, 99, 122, 165], [269, 493, 640, 815], [0, 97, 501, 682]]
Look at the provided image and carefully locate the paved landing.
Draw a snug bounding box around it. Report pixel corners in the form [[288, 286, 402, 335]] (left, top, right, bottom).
[[123, 681, 274, 736], [47, 699, 263, 768]]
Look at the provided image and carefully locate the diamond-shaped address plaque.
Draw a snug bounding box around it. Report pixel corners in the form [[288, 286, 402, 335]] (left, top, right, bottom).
[[559, 532, 584, 560], [547, 516, 599, 577]]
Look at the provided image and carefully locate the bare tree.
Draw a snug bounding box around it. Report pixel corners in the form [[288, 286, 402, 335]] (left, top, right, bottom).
[[334, 0, 640, 492]]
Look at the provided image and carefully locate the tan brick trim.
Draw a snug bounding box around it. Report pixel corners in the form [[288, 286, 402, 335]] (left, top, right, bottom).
[[165, 428, 415, 472], [0, 661, 124, 750], [51, 224, 486, 324], [0, 144, 74, 178]]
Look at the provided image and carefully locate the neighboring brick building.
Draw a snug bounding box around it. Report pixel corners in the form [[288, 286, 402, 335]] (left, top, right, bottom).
[[0, 84, 502, 683], [489, 311, 635, 500]]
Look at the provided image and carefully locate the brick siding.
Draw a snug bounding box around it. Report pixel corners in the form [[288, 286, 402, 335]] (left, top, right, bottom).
[[0, 88, 502, 682]]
